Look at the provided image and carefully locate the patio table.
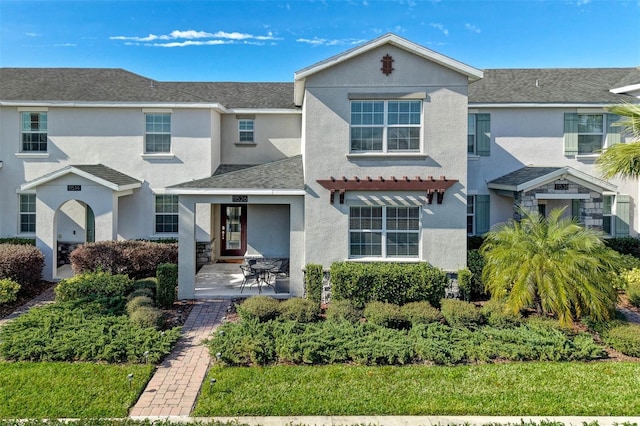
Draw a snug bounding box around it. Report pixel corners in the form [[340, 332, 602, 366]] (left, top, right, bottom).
[[250, 262, 276, 293]]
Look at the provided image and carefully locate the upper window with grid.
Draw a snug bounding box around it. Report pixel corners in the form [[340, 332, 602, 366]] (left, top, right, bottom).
[[350, 100, 421, 153], [21, 112, 48, 152], [145, 113, 171, 153], [238, 119, 254, 143]]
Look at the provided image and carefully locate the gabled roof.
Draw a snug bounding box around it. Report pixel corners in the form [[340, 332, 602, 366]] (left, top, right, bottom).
[[21, 164, 142, 191], [293, 33, 484, 106], [487, 166, 616, 193], [469, 68, 640, 104], [167, 155, 304, 194]]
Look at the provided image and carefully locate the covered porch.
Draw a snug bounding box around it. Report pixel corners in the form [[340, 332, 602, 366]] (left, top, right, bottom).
[[165, 156, 305, 299]]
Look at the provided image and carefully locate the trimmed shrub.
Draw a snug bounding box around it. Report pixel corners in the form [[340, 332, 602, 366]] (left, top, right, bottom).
[[208, 319, 277, 366], [156, 263, 177, 308], [0, 244, 44, 288], [279, 298, 320, 323], [604, 236, 640, 257], [129, 306, 164, 329], [304, 264, 324, 304], [126, 296, 155, 315], [127, 288, 155, 301], [440, 298, 484, 329], [457, 268, 473, 301], [325, 299, 362, 323], [467, 235, 485, 250], [237, 296, 281, 322], [481, 298, 522, 328], [0, 237, 35, 246], [363, 301, 409, 329], [0, 278, 21, 304], [603, 323, 640, 357], [134, 277, 157, 294], [70, 240, 178, 280], [330, 261, 448, 308], [55, 271, 134, 302], [400, 301, 442, 326], [466, 249, 487, 300]]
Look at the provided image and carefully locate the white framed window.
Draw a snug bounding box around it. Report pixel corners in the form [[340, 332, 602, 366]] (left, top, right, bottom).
[[155, 195, 178, 233], [603, 195, 613, 235], [578, 114, 604, 154], [350, 100, 421, 153], [145, 113, 171, 153], [349, 205, 420, 258], [21, 112, 48, 152], [238, 119, 254, 143], [467, 114, 476, 154], [467, 196, 475, 235], [19, 194, 36, 233]]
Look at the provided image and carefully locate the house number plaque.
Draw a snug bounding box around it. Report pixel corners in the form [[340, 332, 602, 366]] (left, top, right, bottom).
[[67, 185, 82, 191], [232, 195, 248, 203]]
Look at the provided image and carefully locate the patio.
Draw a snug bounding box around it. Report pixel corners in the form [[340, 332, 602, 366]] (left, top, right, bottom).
[[194, 262, 291, 299]]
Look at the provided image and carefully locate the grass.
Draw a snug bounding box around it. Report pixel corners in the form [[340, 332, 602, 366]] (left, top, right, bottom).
[[193, 362, 640, 416], [0, 362, 154, 418]]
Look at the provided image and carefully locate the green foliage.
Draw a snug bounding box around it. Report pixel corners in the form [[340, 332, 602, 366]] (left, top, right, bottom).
[[279, 297, 320, 323], [602, 323, 640, 357], [0, 302, 180, 363], [400, 301, 442, 326], [604, 236, 640, 257], [440, 298, 485, 329], [481, 298, 522, 328], [363, 301, 409, 329], [208, 319, 277, 366], [0, 278, 21, 304], [236, 296, 281, 322], [156, 263, 177, 308], [329, 261, 448, 308], [481, 208, 620, 326], [0, 237, 35, 246], [466, 249, 487, 300], [467, 235, 485, 250], [324, 299, 362, 323], [623, 268, 640, 307], [304, 263, 324, 304], [134, 277, 157, 293], [127, 287, 155, 301], [125, 295, 154, 315], [456, 268, 473, 301], [0, 244, 44, 288], [55, 270, 134, 302], [70, 240, 178, 280], [129, 306, 164, 329]]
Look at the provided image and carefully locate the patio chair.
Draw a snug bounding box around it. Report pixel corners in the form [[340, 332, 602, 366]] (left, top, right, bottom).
[[239, 264, 259, 293]]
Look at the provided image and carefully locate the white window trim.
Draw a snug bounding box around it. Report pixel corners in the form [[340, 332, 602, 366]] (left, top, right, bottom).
[[348, 205, 421, 259], [238, 118, 255, 144], [467, 195, 475, 236], [154, 195, 178, 234], [468, 113, 477, 155], [20, 111, 48, 153], [577, 113, 605, 156], [18, 193, 36, 235], [144, 113, 172, 154], [350, 100, 423, 154]]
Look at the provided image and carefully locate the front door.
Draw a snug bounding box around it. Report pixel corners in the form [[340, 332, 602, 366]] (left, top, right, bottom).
[[220, 204, 247, 256], [86, 206, 95, 243]]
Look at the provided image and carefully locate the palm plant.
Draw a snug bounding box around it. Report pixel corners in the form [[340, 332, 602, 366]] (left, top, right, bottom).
[[480, 207, 620, 326], [597, 103, 640, 179]]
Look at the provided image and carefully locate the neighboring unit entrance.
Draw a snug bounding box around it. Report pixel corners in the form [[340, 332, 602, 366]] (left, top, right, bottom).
[[220, 204, 247, 256]]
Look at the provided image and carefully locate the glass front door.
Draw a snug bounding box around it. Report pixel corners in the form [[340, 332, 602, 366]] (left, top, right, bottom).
[[220, 204, 247, 256]]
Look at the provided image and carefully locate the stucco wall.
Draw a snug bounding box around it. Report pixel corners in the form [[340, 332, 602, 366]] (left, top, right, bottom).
[[302, 45, 468, 271]]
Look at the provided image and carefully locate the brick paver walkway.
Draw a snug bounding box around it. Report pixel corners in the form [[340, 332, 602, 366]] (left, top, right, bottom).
[[130, 300, 229, 417]]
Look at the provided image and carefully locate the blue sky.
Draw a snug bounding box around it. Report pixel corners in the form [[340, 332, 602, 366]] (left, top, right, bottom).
[[1, 0, 639, 82]]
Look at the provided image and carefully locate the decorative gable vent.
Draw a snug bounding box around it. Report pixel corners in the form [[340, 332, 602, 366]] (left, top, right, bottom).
[[381, 54, 394, 76]]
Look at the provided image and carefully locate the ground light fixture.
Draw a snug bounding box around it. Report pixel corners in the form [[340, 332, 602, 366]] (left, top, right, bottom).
[[209, 378, 216, 394], [127, 373, 134, 389]]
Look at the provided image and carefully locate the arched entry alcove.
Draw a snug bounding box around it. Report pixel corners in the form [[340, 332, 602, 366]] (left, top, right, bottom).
[[54, 200, 95, 278]]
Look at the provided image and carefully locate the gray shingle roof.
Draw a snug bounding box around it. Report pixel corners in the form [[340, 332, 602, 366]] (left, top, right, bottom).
[[170, 155, 303, 190], [71, 164, 141, 187], [163, 82, 295, 109], [488, 167, 563, 187], [469, 68, 640, 104]]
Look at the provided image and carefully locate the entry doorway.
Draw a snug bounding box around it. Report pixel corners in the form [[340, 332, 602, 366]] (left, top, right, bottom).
[[220, 205, 247, 257]]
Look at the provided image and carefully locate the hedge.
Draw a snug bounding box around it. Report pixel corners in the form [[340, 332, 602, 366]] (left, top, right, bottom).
[[329, 261, 448, 308], [55, 270, 134, 303], [156, 263, 178, 307], [304, 264, 323, 304], [0, 244, 44, 288], [70, 240, 177, 280]]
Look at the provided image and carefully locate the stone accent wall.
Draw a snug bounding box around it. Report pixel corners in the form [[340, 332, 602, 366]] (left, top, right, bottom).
[[196, 241, 213, 270], [516, 179, 603, 230]]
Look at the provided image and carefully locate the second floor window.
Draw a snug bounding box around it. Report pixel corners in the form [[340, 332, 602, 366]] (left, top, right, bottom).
[[21, 112, 48, 152], [238, 119, 254, 143], [145, 113, 171, 153], [350, 100, 421, 153], [577, 114, 604, 154]]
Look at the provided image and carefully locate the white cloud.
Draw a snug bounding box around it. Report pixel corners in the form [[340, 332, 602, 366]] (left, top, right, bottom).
[[465, 23, 481, 34], [53, 43, 76, 47], [110, 29, 279, 47], [296, 37, 366, 47], [429, 23, 449, 36], [25, 32, 39, 37]]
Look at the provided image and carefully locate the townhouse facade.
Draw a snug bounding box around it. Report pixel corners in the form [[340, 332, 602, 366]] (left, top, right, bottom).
[[1, 34, 638, 298]]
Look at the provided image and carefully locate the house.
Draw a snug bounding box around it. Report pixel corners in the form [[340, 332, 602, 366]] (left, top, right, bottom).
[[0, 33, 638, 298]]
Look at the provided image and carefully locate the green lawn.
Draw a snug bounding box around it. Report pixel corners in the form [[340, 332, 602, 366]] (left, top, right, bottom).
[[0, 362, 154, 418], [193, 362, 640, 416]]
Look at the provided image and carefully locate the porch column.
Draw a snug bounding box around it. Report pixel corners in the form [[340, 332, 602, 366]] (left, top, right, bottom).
[[289, 196, 305, 296], [35, 196, 56, 282], [178, 196, 196, 299]]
